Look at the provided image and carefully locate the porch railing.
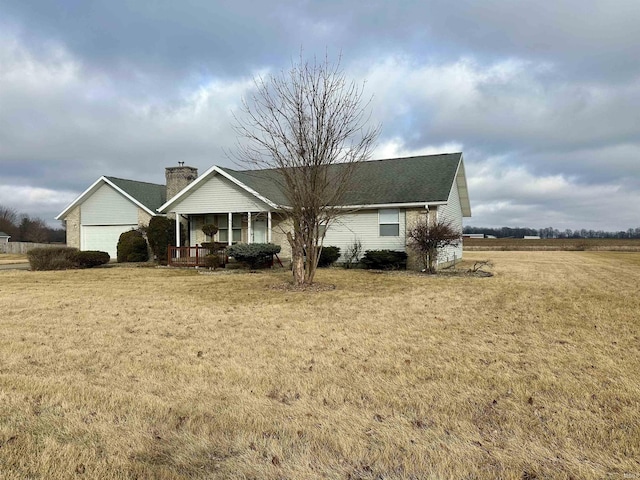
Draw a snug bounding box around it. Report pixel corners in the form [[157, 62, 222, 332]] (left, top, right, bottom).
[[168, 246, 227, 267]]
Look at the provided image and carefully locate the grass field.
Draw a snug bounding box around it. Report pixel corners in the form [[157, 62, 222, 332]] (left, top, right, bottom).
[[464, 237, 640, 251], [1, 252, 639, 479]]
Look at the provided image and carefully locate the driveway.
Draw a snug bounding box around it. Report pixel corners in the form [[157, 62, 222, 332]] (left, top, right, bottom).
[[0, 263, 30, 271]]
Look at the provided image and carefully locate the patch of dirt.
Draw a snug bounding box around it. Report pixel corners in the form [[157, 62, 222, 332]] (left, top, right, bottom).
[[377, 269, 493, 278], [270, 282, 336, 292]]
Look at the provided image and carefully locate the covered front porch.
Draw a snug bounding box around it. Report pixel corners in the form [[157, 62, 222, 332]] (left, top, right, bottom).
[[182, 211, 274, 247], [168, 210, 284, 267]]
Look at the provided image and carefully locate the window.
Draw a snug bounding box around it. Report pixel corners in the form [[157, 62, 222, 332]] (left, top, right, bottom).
[[379, 208, 400, 236], [232, 214, 242, 242], [212, 214, 242, 243], [213, 214, 228, 242]]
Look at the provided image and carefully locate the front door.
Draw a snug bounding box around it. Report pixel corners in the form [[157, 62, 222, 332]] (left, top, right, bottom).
[[252, 219, 267, 243]]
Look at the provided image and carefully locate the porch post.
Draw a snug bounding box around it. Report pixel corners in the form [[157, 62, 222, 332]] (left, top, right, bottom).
[[175, 212, 181, 246], [175, 212, 181, 258], [267, 211, 272, 242], [247, 212, 252, 244], [228, 212, 232, 246]]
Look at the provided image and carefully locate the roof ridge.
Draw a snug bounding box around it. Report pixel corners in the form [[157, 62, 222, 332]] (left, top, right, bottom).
[[105, 176, 165, 187], [230, 152, 462, 174]]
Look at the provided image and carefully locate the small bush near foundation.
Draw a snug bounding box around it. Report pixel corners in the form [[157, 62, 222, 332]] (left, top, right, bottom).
[[201, 242, 228, 251], [343, 239, 363, 269], [76, 251, 110, 268], [227, 243, 281, 270], [318, 246, 341, 267], [361, 250, 408, 270], [146, 216, 178, 264], [28, 247, 79, 271], [117, 230, 149, 263], [204, 253, 221, 270]]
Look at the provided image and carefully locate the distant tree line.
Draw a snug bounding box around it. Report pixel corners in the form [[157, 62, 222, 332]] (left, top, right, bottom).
[[0, 206, 65, 243], [463, 226, 640, 239]]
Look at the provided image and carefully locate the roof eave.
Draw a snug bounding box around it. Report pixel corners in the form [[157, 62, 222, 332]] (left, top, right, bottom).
[[335, 201, 447, 210], [453, 154, 472, 217], [56, 176, 159, 220], [55, 176, 107, 220]]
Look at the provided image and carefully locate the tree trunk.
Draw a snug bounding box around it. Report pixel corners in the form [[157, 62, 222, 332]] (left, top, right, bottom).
[[304, 246, 318, 285], [427, 247, 437, 274], [292, 253, 305, 285], [287, 232, 305, 286]]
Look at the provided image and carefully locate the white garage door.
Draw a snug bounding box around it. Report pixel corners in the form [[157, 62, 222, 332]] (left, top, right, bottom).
[[81, 225, 138, 260]]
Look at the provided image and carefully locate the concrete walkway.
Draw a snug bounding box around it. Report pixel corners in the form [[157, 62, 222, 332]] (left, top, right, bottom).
[[0, 263, 30, 271]]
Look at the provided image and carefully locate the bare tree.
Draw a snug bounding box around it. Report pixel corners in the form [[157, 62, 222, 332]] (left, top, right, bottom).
[[19, 215, 49, 243], [234, 55, 379, 286], [407, 217, 462, 274], [0, 206, 18, 238]]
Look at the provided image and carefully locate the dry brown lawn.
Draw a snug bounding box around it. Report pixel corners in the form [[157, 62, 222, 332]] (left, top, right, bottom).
[[0, 252, 639, 479]]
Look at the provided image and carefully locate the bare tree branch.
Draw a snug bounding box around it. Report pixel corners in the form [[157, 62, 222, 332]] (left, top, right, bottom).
[[233, 54, 379, 285], [407, 217, 462, 274]]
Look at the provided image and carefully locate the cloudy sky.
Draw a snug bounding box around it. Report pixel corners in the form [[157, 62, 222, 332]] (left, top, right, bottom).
[[1, 0, 639, 231]]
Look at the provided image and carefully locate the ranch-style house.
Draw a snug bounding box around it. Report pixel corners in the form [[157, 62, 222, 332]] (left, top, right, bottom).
[[56, 153, 471, 268]]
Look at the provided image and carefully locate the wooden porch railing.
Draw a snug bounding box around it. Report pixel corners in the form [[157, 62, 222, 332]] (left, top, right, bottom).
[[168, 246, 227, 267]]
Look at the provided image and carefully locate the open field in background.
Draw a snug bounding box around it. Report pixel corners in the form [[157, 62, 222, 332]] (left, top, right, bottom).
[[464, 237, 640, 251], [1, 252, 639, 479]]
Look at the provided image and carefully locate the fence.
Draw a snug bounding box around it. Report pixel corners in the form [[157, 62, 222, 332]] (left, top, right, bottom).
[[168, 246, 227, 267], [0, 242, 65, 254]]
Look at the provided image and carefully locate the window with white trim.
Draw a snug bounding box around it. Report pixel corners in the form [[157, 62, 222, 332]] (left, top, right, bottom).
[[214, 214, 228, 242], [379, 208, 400, 236], [213, 214, 242, 243], [232, 214, 242, 242]]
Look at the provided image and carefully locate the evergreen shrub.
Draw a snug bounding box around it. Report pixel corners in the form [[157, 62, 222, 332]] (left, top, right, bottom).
[[318, 246, 341, 267], [227, 243, 281, 270], [117, 230, 149, 263], [361, 250, 408, 270]]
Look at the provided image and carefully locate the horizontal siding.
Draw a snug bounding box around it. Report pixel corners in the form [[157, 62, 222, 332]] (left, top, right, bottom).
[[81, 183, 138, 225], [323, 209, 406, 260], [437, 182, 463, 264], [171, 173, 270, 214]]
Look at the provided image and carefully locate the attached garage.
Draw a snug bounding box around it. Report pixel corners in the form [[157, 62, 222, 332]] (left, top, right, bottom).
[[56, 176, 166, 260], [81, 225, 137, 259]]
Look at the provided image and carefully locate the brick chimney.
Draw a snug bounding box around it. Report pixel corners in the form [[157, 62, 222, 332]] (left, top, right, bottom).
[[165, 164, 198, 200]]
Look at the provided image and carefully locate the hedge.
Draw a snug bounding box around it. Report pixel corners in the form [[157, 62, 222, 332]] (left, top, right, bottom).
[[76, 250, 110, 268], [361, 250, 408, 270], [318, 246, 341, 267], [227, 243, 281, 269], [27, 247, 110, 270]]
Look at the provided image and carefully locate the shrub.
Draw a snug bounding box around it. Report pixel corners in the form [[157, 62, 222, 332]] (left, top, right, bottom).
[[146, 216, 177, 264], [117, 229, 149, 263], [76, 250, 110, 268], [318, 246, 341, 267], [361, 250, 408, 270], [203, 253, 221, 269], [27, 247, 79, 271], [202, 224, 219, 238], [227, 243, 281, 270], [343, 238, 363, 269], [201, 242, 228, 251], [407, 218, 461, 273]]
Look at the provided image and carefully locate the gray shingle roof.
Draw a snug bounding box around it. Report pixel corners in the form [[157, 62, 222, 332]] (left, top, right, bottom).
[[221, 153, 462, 207], [105, 177, 166, 212], [0, 231, 9, 237]]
